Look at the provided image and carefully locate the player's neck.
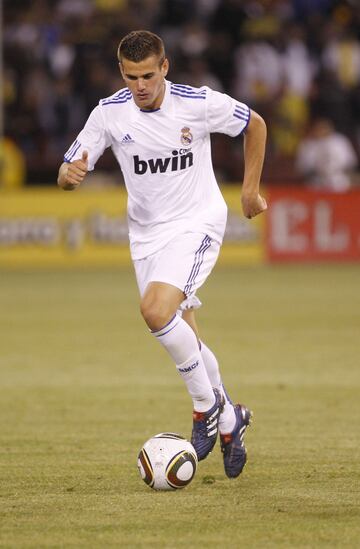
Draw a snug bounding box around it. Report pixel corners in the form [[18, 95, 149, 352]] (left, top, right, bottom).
[[143, 82, 166, 111]]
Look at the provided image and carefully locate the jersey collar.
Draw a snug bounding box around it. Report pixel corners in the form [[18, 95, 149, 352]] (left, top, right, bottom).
[[138, 79, 171, 113]]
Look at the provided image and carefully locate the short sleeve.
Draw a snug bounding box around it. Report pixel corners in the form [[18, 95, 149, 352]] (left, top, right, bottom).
[[206, 88, 250, 137], [63, 105, 111, 171]]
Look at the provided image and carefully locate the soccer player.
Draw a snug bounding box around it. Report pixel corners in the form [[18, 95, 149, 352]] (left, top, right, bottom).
[[57, 30, 267, 478]]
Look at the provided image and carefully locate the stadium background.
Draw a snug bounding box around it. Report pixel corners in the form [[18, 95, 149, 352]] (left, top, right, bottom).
[[1, 0, 360, 266]]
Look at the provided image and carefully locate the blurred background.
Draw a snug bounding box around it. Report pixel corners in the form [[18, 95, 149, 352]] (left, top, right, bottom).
[[1, 0, 360, 265], [2, 0, 360, 187]]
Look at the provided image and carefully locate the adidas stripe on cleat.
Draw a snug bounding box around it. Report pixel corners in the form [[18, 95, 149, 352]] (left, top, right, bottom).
[[220, 404, 252, 478], [191, 389, 224, 461]]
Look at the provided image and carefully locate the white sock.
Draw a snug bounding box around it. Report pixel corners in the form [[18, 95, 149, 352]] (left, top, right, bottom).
[[152, 315, 215, 412], [200, 341, 236, 434]]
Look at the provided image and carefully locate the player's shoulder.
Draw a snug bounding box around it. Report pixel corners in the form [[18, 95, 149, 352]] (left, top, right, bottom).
[[169, 83, 210, 121], [169, 82, 208, 101], [169, 82, 230, 110], [99, 88, 133, 107]]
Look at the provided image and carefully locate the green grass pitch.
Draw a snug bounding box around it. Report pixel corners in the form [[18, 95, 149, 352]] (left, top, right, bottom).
[[0, 265, 359, 548]]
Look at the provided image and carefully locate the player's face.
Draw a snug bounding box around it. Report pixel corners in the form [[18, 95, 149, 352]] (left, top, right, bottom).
[[120, 55, 169, 110]]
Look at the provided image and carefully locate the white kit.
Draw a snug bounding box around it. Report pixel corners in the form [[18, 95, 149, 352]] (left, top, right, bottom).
[[64, 80, 250, 261]]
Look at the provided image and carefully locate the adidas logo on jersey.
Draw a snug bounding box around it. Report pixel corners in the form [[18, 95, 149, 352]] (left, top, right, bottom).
[[121, 133, 135, 144], [133, 149, 193, 175]]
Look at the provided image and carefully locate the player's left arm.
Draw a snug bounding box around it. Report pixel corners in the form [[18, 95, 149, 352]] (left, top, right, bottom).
[[241, 110, 267, 219]]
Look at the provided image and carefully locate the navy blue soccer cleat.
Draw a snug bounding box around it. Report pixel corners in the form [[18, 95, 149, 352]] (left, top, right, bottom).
[[220, 404, 252, 478], [191, 389, 224, 461]]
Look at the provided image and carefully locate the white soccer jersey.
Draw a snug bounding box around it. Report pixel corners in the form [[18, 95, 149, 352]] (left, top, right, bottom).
[[64, 80, 250, 259]]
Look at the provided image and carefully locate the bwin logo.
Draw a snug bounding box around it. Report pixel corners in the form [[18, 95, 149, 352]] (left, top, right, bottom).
[[134, 149, 193, 175]]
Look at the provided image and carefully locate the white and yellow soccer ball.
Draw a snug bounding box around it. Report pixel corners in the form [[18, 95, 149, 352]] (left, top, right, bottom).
[[137, 433, 198, 491]]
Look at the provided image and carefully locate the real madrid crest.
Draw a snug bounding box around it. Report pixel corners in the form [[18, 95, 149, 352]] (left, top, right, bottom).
[[180, 127, 193, 146]]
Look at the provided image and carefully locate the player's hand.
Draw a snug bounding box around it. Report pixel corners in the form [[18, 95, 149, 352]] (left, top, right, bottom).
[[241, 191, 267, 219], [59, 150, 88, 191]]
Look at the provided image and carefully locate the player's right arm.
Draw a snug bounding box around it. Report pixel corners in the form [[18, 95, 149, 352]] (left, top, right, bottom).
[[57, 150, 89, 191], [58, 104, 111, 191]]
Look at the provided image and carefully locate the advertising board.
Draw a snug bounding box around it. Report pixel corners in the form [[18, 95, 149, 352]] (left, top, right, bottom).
[[0, 186, 265, 268], [267, 188, 360, 262]]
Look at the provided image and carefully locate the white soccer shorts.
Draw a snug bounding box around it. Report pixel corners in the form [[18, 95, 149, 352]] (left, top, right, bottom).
[[133, 232, 220, 311]]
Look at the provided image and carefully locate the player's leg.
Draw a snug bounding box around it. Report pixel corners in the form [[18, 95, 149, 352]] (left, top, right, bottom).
[[135, 233, 224, 461], [182, 308, 252, 478], [140, 280, 216, 413], [181, 309, 236, 434], [140, 280, 223, 461]]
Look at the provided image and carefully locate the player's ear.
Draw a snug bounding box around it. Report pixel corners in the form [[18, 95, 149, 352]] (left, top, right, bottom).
[[118, 61, 124, 79], [161, 58, 169, 77]]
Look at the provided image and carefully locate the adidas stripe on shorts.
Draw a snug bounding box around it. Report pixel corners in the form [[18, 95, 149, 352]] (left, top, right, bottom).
[[133, 232, 220, 311]]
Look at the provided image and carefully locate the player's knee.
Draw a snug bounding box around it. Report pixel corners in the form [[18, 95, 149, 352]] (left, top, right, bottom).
[[140, 297, 173, 331]]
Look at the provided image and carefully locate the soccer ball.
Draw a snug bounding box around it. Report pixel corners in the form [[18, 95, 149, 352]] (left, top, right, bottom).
[[137, 433, 198, 491]]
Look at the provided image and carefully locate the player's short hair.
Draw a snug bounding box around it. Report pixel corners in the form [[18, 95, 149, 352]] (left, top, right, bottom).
[[117, 30, 165, 66]]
